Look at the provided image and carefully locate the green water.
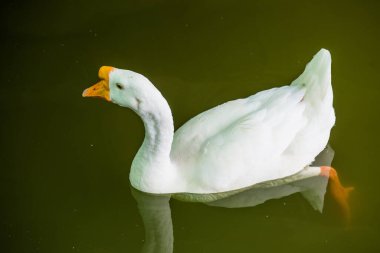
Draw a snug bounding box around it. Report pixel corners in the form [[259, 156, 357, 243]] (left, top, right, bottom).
[[2, 0, 380, 252]]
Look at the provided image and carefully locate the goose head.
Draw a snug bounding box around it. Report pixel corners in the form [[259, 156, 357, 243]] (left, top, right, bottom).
[[82, 66, 166, 116]]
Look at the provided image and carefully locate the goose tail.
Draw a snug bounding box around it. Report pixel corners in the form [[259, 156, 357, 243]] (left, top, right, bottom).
[[291, 48, 333, 105]]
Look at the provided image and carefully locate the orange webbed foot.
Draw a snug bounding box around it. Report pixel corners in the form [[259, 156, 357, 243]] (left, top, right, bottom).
[[320, 166, 354, 222]]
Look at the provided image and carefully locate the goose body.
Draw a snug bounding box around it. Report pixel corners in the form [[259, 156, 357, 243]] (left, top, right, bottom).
[[83, 49, 335, 194]]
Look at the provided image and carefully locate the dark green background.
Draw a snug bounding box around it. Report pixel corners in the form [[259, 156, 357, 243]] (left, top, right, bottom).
[[1, 0, 379, 252]]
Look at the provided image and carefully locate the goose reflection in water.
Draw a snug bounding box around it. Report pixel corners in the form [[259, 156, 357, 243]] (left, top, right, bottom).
[[131, 146, 353, 253]]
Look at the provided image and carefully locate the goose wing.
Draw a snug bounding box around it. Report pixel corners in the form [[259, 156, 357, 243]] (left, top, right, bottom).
[[171, 49, 335, 193], [171, 85, 314, 192]]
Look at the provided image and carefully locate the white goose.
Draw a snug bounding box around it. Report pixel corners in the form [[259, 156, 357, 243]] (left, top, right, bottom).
[[83, 49, 338, 195]]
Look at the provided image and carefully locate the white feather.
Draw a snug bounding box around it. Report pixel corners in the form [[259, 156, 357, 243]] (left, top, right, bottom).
[[110, 49, 335, 194]]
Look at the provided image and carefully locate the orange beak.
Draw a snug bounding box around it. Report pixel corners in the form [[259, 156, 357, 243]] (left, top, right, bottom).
[[82, 66, 114, 102]]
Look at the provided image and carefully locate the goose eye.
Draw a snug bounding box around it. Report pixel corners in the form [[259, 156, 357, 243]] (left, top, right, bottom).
[[116, 83, 124, 90]]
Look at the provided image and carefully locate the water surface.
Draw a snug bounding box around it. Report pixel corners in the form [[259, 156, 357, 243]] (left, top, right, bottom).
[[2, 0, 380, 252]]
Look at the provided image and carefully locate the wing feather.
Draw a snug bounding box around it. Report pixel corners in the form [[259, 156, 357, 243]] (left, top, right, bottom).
[[171, 85, 314, 192]]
